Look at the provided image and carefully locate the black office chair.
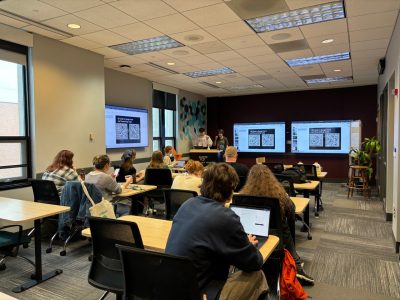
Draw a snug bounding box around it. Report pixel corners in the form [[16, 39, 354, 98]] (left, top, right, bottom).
[[264, 162, 284, 174], [144, 168, 173, 215], [0, 225, 33, 271], [165, 189, 197, 220], [88, 217, 144, 300], [116, 245, 201, 300], [234, 175, 247, 192], [232, 194, 283, 296]]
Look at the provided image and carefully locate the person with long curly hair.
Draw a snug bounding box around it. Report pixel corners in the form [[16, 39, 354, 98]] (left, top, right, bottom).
[[240, 164, 314, 286]]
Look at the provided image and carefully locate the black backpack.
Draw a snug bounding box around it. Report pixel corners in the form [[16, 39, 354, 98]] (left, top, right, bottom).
[[282, 166, 307, 183]]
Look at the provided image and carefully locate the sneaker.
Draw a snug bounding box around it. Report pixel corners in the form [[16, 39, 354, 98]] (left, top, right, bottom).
[[296, 270, 314, 286], [300, 261, 305, 268]]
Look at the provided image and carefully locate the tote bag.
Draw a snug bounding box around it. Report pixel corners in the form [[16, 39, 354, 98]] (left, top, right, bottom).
[[80, 180, 116, 219]]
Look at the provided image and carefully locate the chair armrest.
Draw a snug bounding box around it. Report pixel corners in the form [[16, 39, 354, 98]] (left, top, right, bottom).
[[0, 224, 23, 244]]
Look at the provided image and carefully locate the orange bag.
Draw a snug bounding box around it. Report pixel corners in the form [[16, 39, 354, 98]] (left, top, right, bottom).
[[280, 249, 308, 300]]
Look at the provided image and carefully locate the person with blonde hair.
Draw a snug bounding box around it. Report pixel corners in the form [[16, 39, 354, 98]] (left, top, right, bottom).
[[171, 160, 203, 195], [148, 150, 168, 169], [240, 164, 314, 286], [224, 146, 249, 191], [163, 146, 178, 168]]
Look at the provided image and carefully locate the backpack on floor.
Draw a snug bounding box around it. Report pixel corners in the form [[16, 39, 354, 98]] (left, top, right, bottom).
[[280, 249, 308, 300]]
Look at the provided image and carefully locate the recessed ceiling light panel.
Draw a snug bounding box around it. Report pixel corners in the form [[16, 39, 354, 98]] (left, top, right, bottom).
[[321, 38, 334, 44], [245, 1, 345, 33], [305, 76, 353, 84], [286, 52, 350, 67], [110, 35, 183, 55], [184, 67, 235, 78], [67, 23, 81, 29]]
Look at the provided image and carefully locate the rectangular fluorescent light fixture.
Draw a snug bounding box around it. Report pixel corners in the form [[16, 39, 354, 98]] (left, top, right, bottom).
[[245, 1, 345, 33], [286, 52, 350, 67], [230, 84, 264, 90], [305, 76, 353, 84], [184, 67, 235, 78], [110, 35, 183, 55]]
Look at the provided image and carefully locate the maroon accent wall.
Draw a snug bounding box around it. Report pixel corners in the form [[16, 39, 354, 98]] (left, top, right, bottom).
[[207, 85, 378, 180]]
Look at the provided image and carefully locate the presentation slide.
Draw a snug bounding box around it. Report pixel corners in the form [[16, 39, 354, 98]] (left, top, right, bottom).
[[105, 105, 148, 148], [291, 121, 351, 154], [233, 122, 286, 153]]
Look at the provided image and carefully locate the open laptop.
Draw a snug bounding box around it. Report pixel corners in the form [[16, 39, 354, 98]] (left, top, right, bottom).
[[230, 204, 271, 248], [174, 160, 186, 168]]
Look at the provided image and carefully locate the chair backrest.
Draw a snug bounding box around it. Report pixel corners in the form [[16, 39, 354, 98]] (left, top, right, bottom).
[[30, 179, 60, 204], [232, 194, 283, 240], [256, 157, 266, 164], [275, 174, 296, 197], [165, 189, 197, 220], [264, 162, 284, 174], [117, 245, 201, 300], [144, 168, 173, 188], [87, 217, 144, 293], [296, 164, 318, 180], [234, 175, 247, 192]]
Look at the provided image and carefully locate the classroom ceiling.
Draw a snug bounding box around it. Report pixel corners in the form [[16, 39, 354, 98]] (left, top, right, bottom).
[[0, 0, 399, 97]]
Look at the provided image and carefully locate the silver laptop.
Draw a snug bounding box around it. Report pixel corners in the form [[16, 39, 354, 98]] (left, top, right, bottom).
[[174, 160, 186, 168], [230, 205, 271, 248]]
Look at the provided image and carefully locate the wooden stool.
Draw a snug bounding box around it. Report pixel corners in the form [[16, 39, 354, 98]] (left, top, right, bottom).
[[347, 165, 370, 199]]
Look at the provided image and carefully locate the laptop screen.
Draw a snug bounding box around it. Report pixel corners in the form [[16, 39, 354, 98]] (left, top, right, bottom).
[[230, 205, 270, 237], [175, 160, 186, 168]]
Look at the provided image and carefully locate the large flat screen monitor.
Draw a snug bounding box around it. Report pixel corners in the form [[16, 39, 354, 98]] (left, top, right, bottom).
[[291, 120, 351, 154], [105, 105, 148, 149], [233, 122, 286, 153]]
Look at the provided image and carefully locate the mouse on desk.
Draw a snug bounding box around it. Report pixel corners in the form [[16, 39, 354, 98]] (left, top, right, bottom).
[[131, 185, 142, 190]]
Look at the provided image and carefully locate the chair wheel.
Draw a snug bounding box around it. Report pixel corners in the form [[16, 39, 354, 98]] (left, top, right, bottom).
[[46, 248, 52, 254], [0, 263, 6, 271], [60, 250, 66, 256], [31, 274, 36, 280], [88, 254, 93, 262], [307, 236, 313, 240], [23, 243, 29, 249]]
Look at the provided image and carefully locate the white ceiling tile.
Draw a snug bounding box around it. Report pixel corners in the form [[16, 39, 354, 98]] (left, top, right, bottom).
[[278, 49, 313, 60], [22, 25, 66, 39], [91, 46, 126, 58], [0, 0, 67, 21], [348, 11, 398, 31], [247, 54, 284, 64], [311, 43, 350, 56], [349, 26, 394, 42], [323, 68, 352, 77], [167, 64, 198, 73], [75, 4, 137, 29], [104, 59, 121, 68], [110, 0, 176, 21], [0, 24, 33, 47], [232, 64, 262, 73], [130, 64, 158, 72], [163, 0, 221, 12], [320, 60, 352, 73], [285, 0, 334, 10], [351, 48, 387, 62], [43, 14, 103, 35], [144, 14, 199, 35], [292, 64, 324, 76], [258, 60, 289, 69], [183, 3, 241, 27], [300, 19, 348, 39], [222, 34, 265, 50], [265, 66, 297, 75], [190, 41, 231, 54], [0, 14, 29, 28], [81, 30, 130, 46], [110, 55, 148, 65], [205, 21, 254, 40], [62, 36, 103, 49], [236, 45, 274, 57], [259, 27, 305, 44], [134, 51, 175, 62], [345, 0, 400, 17], [351, 39, 390, 52], [207, 50, 243, 61], [352, 62, 377, 72], [193, 61, 224, 70], [110, 22, 161, 41], [222, 58, 251, 67], [159, 46, 201, 58], [178, 54, 214, 65], [170, 29, 217, 45], [40, 0, 104, 13], [307, 32, 349, 49]]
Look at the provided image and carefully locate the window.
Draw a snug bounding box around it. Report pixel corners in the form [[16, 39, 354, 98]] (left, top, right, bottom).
[[152, 90, 176, 151], [0, 40, 31, 189]]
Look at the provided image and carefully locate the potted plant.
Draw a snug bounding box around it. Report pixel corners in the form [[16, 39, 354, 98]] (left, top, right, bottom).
[[349, 137, 381, 179]]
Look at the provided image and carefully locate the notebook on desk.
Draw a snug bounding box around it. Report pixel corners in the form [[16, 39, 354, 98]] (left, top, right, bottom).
[[230, 204, 271, 248]]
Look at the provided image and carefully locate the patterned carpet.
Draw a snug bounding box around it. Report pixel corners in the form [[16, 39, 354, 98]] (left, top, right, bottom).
[[0, 183, 399, 299]]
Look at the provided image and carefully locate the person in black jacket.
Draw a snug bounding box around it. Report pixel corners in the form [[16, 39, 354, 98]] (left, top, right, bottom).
[[224, 146, 249, 191], [166, 163, 269, 300]]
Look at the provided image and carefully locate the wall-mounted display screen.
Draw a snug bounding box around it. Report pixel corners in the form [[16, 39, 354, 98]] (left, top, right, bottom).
[[105, 105, 148, 149], [291, 120, 351, 154], [233, 122, 286, 153]]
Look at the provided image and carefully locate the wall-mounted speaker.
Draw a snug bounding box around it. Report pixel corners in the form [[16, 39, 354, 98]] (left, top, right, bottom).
[[378, 58, 386, 75]]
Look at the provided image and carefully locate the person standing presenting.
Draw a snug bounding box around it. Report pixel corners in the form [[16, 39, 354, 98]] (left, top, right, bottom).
[[214, 129, 229, 152], [195, 128, 213, 148]]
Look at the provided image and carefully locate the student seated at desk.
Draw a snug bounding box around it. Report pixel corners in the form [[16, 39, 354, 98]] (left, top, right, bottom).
[[240, 164, 314, 286], [147, 150, 169, 169], [166, 163, 269, 300], [85, 154, 132, 201], [171, 159, 203, 195], [163, 146, 178, 168], [116, 150, 144, 183], [42, 149, 79, 196]]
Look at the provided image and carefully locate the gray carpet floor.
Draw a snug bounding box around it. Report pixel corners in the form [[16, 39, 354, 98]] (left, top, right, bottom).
[[0, 183, 399, 299]]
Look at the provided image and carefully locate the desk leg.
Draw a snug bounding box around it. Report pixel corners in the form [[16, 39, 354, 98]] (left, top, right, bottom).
[[12, 219, 63, 293], [301, 191, 310, 232], [129, 195, 142, 215]]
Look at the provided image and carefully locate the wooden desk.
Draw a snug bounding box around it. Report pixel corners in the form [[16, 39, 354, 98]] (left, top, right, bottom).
[[291, 197, 309, 214], [119, 184, 157, 197], [293, 180, 319, 191], [0, 292, 19, 300], [0, 197, 70, 293], [293, 180, 319, 227], [172, 167, 186, 173], [82, 215, 279, 263]]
